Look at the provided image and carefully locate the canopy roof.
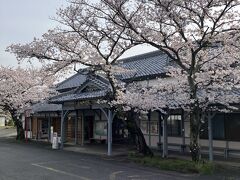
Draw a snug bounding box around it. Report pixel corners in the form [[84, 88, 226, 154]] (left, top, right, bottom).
[[30, 102, 62, 113]]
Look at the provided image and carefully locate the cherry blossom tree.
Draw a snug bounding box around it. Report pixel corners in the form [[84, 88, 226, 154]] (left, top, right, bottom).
[[100, 0, 240, 161], [8, 0, 240, 161], [0, 66, 55, 140], [7, 0, 154, 155]]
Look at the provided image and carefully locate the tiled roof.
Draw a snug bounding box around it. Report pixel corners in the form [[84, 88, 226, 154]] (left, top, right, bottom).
[[116, 51, 169, 80], [50, 75, 110, 103], [55, 69, 88, 91], [50, 90, 108, 103], [166, 88, 240, 109], [49, 51, 170, 103], [87, 75, 109, 89], [55, 51, 168, 91], [31, 102, 62, 113]]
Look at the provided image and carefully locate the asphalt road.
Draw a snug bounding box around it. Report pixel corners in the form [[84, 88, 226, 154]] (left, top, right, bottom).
[[0, 128, 229, 180], [0, 136, 205, 180]]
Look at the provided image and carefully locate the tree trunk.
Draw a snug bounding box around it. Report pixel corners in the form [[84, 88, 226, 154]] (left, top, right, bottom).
[[187, 74, 202, 162], [189, 107, 201, 162], [13, 116, 25, 140], [126, 109, 153, 157]]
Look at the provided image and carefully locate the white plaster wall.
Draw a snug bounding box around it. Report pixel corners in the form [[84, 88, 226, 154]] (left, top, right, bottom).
[[150, 135, 159, 147], [0, 117, 5, 126], [229, 141, 240, 150], [199, 139, 226, 148]]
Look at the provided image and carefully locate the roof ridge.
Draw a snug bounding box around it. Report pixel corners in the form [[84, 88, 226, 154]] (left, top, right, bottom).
[[117, 50, 163, 64]]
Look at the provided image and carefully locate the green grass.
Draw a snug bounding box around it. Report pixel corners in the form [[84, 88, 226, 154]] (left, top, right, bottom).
[[128, 152, 215, 174], [213, 163, 240, 179]]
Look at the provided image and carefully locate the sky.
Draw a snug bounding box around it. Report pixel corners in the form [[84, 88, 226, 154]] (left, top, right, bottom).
[[0, 0, 156, 67], [0, 0, 67, 67]]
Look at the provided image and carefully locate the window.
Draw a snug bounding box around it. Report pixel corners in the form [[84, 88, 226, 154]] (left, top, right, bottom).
[[200, 114, 225, 140], [200, 113, 240, 141], [41, 119, 49, 135], [95, 121, 107, 136], [150, 121, 158, 135], [140, 113, 182, 136], [150, 112, 159, 135], [200, 120, 208, 139], [140, 117, 159, 135], [167, 115, 181, 136], [140, 121, 148, 134], [212, 114, 225, 139], [225, 113, 240, 141]]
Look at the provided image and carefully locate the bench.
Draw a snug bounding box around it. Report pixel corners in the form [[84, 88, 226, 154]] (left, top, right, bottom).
[[90, 138, 106, 144]]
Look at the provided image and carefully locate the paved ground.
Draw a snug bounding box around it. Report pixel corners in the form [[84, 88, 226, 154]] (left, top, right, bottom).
[[0, 127, 16, 137], [0, 128, 239, 180], [64, 143, 133, 156], [0, 136, 202, 180]]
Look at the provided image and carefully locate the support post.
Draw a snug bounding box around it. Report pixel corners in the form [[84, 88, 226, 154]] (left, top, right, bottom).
[[48, 113, 51, 142], [107, 109, 113, 156], [25, 115, 28, 143], [60, 110, 64, 149], [225, 140, 229, 159], [30, 117, 32, 139], [36, 118, 39, 140], [100, 108, 115, 156], [208, 112, 213, 162], [60, 110, 70, 149], [181, 111, 186, 153], [162, 115, 168, 158], [81, 111, 84, 146], [148, 111, 151, 147], [158, 111, 161, 151], [75, 111, 78, 145]]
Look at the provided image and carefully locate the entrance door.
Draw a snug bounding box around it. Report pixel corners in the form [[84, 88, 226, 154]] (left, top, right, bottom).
[[41, 119, 49, 138], [84, 116, 94, 141]]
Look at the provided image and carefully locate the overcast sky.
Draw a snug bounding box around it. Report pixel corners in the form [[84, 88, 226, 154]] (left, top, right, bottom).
[[0, 0, 67, 66], [0, 0, 156, 67]]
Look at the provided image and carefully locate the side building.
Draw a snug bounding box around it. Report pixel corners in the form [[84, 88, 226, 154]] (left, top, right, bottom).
[[24, 102, 62, 140]]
